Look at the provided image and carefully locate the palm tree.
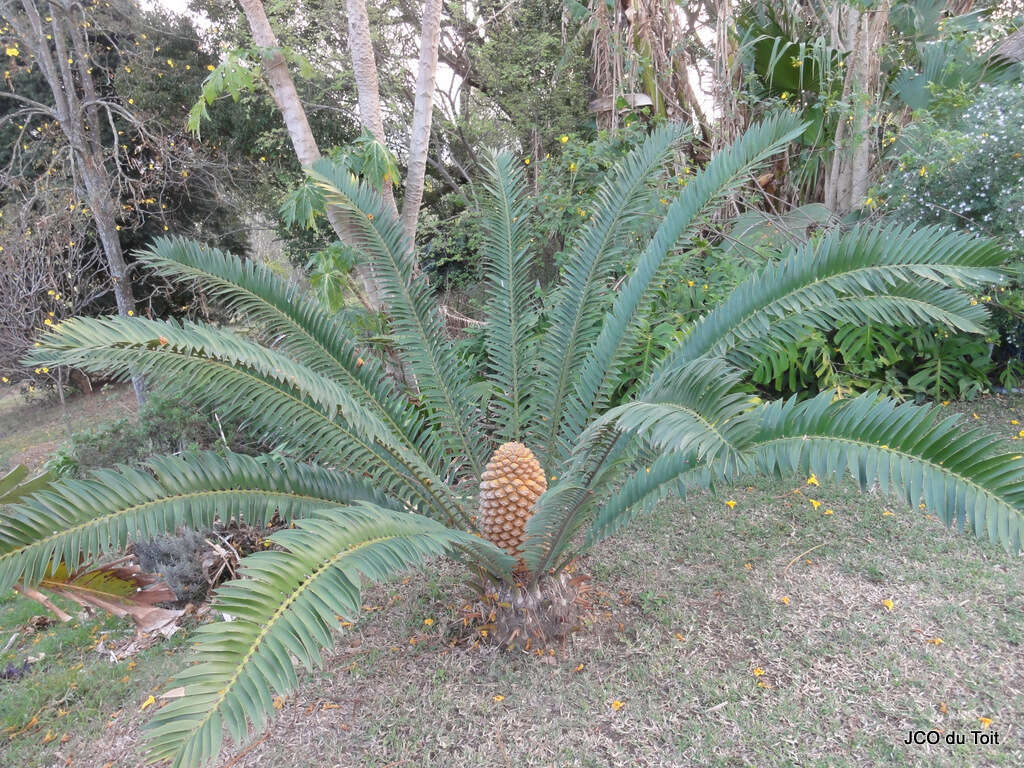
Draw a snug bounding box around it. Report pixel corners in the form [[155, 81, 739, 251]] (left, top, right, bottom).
[[5, 115, 1022, 767]]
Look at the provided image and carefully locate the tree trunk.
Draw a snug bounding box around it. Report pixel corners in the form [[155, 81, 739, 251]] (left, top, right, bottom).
[[824, 2, 889, 215], [238, 0, 384, 310], [8, 0, 145, 403], [400, 0, 443, 241], [346, 0, 400, 218]]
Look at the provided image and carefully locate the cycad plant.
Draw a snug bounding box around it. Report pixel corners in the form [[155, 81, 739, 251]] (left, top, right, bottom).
[[7, 115, 1024, 767]]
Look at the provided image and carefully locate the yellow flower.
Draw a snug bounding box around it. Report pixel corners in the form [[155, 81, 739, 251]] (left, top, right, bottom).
[[139, 695, 156, 711], [1, 377, 8, 383], [423, 618, 434, 626], [756, 680, 771, 689], [780, 596, 790, 605], [752, 667, 765, 677], [559, 135, 569, 143], [806, 474, 819, 486], [44, 318, 52, 325], [207, 64, 216, 71], [569, 162, 577, 172], [824, 509, 834, 515], [882, 509, 894, 516], [744, 562, 752, 570], [523, 157, 530, 165], [927, 637, 943, 645], [725, 499, 736, 509], [6, 46, 19, 57], [127, 310, 134, 316], [882, 598, 894, 612], [610, 700, 625, 711], [919, 166, 927, 177], [687, 280, 695, 287], [978, 716, 992, 728], [810, 499, 821, 509], [166, 58, 174, 67], [780, 92, 789, 100], [493, 694, 505, 702], [1011, 419, 1019, 425]]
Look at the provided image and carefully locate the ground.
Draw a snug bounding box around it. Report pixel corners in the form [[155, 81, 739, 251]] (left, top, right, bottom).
[[1, 388, 1022, 767]]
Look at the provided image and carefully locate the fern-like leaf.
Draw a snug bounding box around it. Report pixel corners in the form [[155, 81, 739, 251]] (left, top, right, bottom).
[[0, 451, 390, 593], [745, 392, 1024, 550], [309, 160, 488, 479], [530, 123, 688, 463], [138, 237, 437, 466], [556, 114, 805, 454], [144, 504, 511, 767], [479, 151, 536, 440], [658, 224, 1007, 377]]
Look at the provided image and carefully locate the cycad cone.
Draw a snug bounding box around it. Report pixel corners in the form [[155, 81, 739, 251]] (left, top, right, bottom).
[[478, 442, 547, 558]]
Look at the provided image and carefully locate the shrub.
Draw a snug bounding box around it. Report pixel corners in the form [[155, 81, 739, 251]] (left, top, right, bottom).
[[5, 117, 1022, 767]]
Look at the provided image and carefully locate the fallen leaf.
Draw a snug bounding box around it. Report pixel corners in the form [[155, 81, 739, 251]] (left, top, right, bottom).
[[160, 686, 186, 699], [979, 716, 993, 728]]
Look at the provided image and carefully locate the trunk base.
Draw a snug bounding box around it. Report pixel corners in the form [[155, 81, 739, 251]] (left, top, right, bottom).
[[449, 571, 592, 652]]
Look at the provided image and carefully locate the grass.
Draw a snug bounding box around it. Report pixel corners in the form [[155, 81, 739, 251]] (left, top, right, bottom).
[[0, 385, 137, 472], [1, 391, 1022, 766]]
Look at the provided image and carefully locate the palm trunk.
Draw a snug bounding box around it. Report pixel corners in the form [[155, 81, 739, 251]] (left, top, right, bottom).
[[238, 0, 385, 310], [346, 0, 400, 218], [400, 0, 443, 241]]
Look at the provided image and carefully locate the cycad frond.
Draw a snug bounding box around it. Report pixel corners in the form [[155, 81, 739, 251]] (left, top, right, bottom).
[[309, 159, 488, 479], [144, 504, 510, 768], [584, 359, 757, 475], [479, 151, 536, 441], [0, 465, 53, 506], [0, 451, 390, 594], [28, 316, 388, 442], [659, 224, 1007, 376], [522, 358, 752, 572], [556, 114, 805, 454], [138, 237, 437, 465], [586, 452, 698, 546], [728, 281, 993, 373], [26, 316, 463, 521], [530, 123, 688, 463], [745, 392, 1024, 550]]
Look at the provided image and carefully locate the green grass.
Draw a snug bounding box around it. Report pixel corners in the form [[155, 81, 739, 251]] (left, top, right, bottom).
[[1, 393, 1022, 766], [0, 385, 136, 472]]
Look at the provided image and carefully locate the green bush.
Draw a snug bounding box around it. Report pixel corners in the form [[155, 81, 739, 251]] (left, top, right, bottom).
[[875, 82, 1024, 374], [47, 389, 259, 476]]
